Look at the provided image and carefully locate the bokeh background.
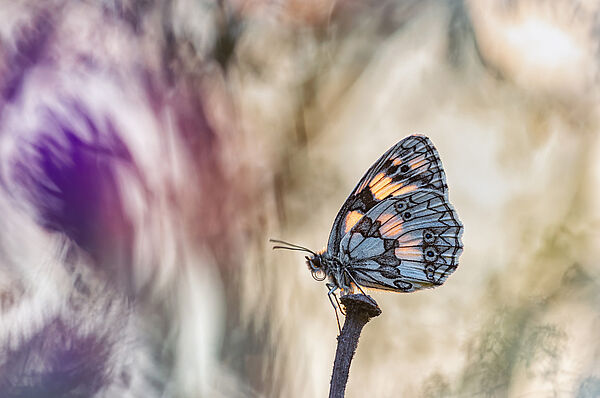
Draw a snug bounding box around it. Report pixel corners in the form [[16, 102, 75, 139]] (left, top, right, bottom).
[[0, 0, 599, 397]]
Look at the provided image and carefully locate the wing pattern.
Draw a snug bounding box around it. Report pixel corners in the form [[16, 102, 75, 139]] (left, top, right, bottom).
[[327, 135, 449, 254], [338, 189, 463, 292]]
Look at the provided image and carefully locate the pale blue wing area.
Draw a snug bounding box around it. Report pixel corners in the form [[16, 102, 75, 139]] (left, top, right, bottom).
[[338, 189, 463, 292]]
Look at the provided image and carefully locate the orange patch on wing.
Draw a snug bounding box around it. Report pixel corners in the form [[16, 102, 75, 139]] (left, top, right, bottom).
[[344, 210, 364, 233], [392, 158, 402, 166], [410, 158, 427, 170], [368, 172, 390, 192], [377, 212, 395, 225], [395, 246, 419, 257], [383, 223, 403, 237], [374, 182, 403, 199], [392, 184, 417, 196], [369, 173, 402, 200]]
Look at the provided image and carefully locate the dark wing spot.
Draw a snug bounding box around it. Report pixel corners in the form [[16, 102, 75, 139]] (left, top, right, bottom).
[[379, 266, 402, 279], [373, 254, 401, 267], [394, 279, 412, 291], [383, 238, 399, 251], [352, 216, 382, 238], [350, 188, 378, 213], [367, 219, 382, 238], [352, 216, 370, 234]]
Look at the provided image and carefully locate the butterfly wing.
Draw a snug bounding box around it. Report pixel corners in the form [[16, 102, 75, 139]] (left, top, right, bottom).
[[327, 135, 449, 254], [338, 189, 463, 292]]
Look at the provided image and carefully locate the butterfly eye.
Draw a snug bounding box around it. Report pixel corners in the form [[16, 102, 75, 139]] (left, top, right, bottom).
[[311, 269, 327, 281], [402, 211, 412, 220]]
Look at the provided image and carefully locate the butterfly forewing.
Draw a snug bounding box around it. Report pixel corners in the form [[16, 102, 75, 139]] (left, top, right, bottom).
[[327, 135, 449, 254]]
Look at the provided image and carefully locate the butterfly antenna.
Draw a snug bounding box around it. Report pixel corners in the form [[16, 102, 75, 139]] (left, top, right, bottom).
[[271, 246, 315, 254], [269, 239, 316, 255]]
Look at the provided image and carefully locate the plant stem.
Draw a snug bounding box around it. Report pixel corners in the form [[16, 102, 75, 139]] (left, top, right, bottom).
[[329, 294, 381, 398]]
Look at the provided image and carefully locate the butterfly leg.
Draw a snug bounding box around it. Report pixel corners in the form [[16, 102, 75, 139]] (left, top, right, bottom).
[[328, 287, 346, 316], [336, 293, 347, 316], [343, 270, 378, 307], [326, 283, 342, 334]]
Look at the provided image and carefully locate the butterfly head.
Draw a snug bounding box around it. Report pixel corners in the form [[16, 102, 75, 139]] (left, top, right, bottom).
[[305, 253, 328, 281]]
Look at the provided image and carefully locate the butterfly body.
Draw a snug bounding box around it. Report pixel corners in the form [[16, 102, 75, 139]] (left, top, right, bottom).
[[303, 134, 463, 297], [307, 252, 350, 292]]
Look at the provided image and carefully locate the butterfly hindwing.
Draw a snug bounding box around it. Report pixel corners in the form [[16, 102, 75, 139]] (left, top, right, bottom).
[[327, 135, 449, 254], [338, 189, 463, 292]]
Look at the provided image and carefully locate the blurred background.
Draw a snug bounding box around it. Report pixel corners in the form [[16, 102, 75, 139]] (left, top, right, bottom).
[[0, 0, 599, 397]]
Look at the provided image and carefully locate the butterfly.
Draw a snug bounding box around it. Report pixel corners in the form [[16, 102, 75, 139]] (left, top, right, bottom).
[[272, 134, 463, 325]]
